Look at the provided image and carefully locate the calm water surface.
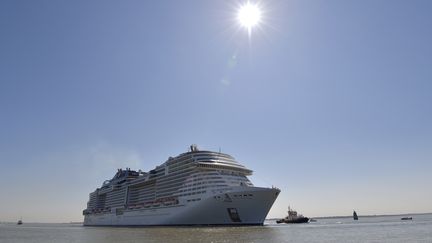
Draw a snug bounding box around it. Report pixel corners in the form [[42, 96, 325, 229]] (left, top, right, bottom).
[[1, 214, 431, 243]]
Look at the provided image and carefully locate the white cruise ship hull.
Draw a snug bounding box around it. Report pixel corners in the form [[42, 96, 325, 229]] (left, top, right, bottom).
[[84, 187, 279, 226]]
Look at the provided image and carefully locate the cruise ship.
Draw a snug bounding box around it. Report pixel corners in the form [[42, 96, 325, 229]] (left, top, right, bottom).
[[83, 145, 280, 226]]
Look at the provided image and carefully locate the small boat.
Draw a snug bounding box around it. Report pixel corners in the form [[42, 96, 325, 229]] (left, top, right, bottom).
[[401, 217, 412, 220], [17, 219, 23, 225], [309, 218, 317, 222], [353, 210, 358, 220], [276, 206, 309, 224]]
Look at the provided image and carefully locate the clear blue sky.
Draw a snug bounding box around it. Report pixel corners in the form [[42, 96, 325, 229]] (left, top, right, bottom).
[[1, 0, 431, 222]]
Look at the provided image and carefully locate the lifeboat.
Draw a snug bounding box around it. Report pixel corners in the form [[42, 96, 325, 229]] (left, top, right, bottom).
[[153, 199, 161, 207], [163, 197, 177, 206], [144, 202, 152, 208]]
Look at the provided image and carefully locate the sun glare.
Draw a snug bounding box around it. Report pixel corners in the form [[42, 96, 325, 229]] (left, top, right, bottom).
[[237, 1, 262, 35]]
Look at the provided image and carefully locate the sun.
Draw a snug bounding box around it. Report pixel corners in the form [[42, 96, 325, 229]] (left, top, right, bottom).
[[237, 1, 262, 35]]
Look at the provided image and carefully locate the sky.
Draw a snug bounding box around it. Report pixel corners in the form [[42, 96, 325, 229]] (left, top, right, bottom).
[[1, 0, 431, 223]]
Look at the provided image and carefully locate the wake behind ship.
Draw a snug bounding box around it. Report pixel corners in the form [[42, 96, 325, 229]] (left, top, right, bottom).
[[83, 145, 280, 226]]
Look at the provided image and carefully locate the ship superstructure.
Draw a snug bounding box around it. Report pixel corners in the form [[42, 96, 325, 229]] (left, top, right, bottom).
[[83, 145, 280, 226]]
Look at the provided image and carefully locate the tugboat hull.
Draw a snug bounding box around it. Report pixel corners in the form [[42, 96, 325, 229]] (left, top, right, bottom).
[[277, 217, 309, 224]]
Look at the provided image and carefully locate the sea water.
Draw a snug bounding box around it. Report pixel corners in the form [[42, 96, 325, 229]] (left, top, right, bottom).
[[1, 214, 431, 243]]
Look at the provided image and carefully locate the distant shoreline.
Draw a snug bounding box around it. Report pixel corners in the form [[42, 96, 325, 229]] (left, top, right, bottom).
[[267, 212, 432, 221], [0, 221, 84, 225], [2, 213, 431, 224]]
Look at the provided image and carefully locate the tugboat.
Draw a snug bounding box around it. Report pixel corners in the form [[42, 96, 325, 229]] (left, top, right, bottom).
[[276, 206, 309, 224], [353, 210, 358, 220], [17, 219, 23, 225]]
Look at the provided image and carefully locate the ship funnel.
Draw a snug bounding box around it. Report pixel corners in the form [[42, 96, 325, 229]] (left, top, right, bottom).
[[190, 144, 199, 152]]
